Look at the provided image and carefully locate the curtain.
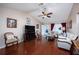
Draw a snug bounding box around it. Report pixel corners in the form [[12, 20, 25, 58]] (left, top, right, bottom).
[[61, 23, 66, 32], [51, 24, 54, 31]]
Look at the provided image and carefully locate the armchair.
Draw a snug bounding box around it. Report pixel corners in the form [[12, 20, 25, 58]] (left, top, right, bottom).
[[4, 32, 18, 47], [57, 32, 78, 50]]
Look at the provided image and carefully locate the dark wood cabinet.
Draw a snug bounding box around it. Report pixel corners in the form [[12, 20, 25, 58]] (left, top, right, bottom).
[[24, 25, 36, 41]]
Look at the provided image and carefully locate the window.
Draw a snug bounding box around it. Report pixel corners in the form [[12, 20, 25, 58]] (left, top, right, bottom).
[[53, 24, 63, 34]]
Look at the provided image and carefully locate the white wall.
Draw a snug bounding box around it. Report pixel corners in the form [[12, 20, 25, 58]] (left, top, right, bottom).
[[67, 3, 79, 35], [0, 7, 41, 48], [75, 14, 79, 35]]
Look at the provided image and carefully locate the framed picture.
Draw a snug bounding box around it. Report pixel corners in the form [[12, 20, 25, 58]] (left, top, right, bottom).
[[69, 20, 72, 29], [36, 24, 39, 29], [7, 18, 17, 28]]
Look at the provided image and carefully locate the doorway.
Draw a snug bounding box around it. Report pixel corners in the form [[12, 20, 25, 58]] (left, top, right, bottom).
[[41, 24, 51, 37]]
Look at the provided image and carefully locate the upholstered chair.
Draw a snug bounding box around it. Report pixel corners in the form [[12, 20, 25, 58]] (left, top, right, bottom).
[[4, 32, 18, 47], [57, 32, 78, 50], [36, 31, 42, 39]]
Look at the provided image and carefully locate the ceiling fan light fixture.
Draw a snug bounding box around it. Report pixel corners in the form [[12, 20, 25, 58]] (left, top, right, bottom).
[[38, 4, 53, 19]]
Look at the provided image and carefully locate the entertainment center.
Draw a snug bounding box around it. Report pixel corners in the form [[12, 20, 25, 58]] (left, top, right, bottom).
[[24, 25, 36, 41]]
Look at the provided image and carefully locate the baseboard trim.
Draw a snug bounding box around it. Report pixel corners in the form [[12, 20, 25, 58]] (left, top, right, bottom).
[[0, 45, 6, 49], [0, 40, 23, 49]]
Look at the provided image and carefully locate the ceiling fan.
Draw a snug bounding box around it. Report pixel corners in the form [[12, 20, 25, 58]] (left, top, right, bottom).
[[38, 8, 53, 19], [38, 4, 53, 19]]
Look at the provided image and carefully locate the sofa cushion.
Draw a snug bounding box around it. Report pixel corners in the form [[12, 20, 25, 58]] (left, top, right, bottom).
[[58, 35, 66, 39], [6, 39, 16, 43], [58, 32, 78, 44], [67, 32, 77, 40], [6, 34, 14, 40], [71, 35, 77, 40]]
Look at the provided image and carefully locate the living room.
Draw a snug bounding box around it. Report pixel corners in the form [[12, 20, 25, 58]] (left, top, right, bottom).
[[0, 3, 79, 55]]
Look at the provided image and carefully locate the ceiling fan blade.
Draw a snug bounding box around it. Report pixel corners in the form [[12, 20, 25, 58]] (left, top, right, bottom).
[[47, 12, 52, 15], [42, 12, 45, 15], [47, 16, 51, 18]]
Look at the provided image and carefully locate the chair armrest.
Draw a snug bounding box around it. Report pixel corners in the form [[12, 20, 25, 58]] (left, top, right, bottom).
[[14, 36, 19, 40], [57, 39, 71, 45]]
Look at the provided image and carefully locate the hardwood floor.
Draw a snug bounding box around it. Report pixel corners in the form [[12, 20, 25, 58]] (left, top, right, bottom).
[[0, 38, 70, 55]]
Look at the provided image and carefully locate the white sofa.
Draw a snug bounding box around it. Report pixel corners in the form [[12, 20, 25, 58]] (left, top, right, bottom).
[[57, 32, 78, 50]]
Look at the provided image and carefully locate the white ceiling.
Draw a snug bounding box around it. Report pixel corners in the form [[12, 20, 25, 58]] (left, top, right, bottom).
[[0, 3, 73, 23]]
